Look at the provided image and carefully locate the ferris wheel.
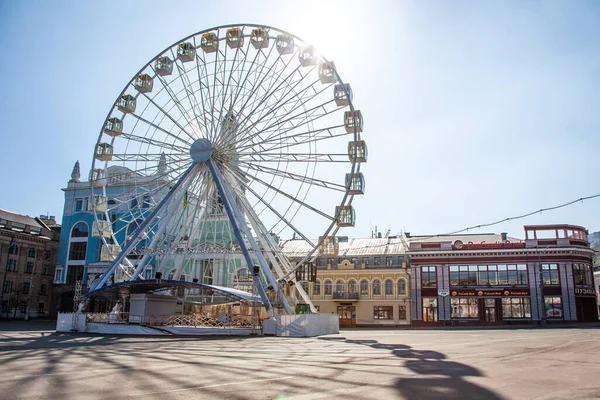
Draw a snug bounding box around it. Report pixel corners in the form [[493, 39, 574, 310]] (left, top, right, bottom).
[[87, 24, 367, 314]]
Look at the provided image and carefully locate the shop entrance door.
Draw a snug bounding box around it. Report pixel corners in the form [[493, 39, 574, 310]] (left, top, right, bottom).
[[337, 305, 356, 326], [483, 299, 497, 323]]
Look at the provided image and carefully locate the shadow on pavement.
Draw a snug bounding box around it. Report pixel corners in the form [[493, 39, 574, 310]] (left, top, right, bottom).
[[325, 337, 505, 399]]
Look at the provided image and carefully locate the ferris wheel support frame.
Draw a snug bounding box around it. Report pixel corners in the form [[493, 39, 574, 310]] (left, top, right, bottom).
[[207, 158, 292, 315], [90, 163, 199, 292]]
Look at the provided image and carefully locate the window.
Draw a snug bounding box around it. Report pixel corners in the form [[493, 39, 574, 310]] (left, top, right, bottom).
[[7, 260, 17, 272], [386, 256, 393, 266], [422, 298, 438, 322], [69, 242, 87, 260], [74, 198, 84, 212], [351, 257, 358, 265], [348, 280, 356, 293], [27, 247, 36, 258], [313, 280, 321, 296], [451, 298, 478, 319], [360, 280, 368, 295], [44, 251, 51, 261], [362, 257, 370, 266], [54, 268, 63, 283], [421, 266, 437, 287], [327, 258, 334, 265], [398, 279, 406, 295], [542, 264, 560, 285], [449, 264, 527, 286], [0, 301, 7, 312], [544, 296, 562, 319], [316, 258, 327, 267], [372, 280, 381, 295], [42, 264, 49, 275], [142, 195, 151, 208], [23, 282, 30, 294], [39, 284, 47, 295], [373, 306, 393, 320], [71, 222, 89, 238], [385, 279, 393, 295], [298, 281, 308, 294], [335, 280, 344, 295], [573, 264, 592, 286], [324, 280, 333, 295], [4, 281, 13, 293], [25, 262, 34, 274], [398, 305, 407, 320], [66, 266, 84, 284], [144, 268, 154, 280], [19, 302, 27, 314], [130, 197, 139, 208], [374, 257, 381, 266], [502, 297, 531, 318], [38, 302, 45, 314]]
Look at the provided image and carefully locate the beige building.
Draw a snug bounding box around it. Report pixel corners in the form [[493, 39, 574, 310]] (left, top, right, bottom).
[[281, 237, 411, 327], [0, 209, 60, 319]]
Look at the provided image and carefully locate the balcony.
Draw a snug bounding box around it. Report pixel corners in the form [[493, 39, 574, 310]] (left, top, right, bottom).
[[333, 292, 359, 300]]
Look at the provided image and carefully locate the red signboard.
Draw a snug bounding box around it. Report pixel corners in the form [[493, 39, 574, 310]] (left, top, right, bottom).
[[450, 288, 530, 297], [453, 240, 526, 250]]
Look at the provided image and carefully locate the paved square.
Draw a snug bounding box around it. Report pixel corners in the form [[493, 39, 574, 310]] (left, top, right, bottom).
[[1, 325, 599, 399]]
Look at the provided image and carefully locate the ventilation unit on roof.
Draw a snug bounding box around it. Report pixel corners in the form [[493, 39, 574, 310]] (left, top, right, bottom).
[[337, 236, 349, 242]]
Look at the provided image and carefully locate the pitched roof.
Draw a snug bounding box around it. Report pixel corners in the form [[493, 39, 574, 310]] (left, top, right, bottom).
[[279, 237, 409, 258], [0, 208, 43, 229], [407, 233, 523, 244]]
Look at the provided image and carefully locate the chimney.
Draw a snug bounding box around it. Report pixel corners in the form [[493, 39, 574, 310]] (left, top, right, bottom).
[[501, 232, 507, 242]]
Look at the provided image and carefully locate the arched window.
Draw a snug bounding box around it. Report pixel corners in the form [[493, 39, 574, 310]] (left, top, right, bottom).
[[385, 279, 393, 295], [71, 222, 89, 238], [324, 279, 333, 295], [168, 270, 176, 280], [27, 247, 36, 258], [301, 281, 309, 294], [372, 280, 381, 295], [348, 280, 356, 294], [336, 280, 344, 295], [398, 279, 407, 295], [313, 280, 321, 296], [360, 280, 369, 295]]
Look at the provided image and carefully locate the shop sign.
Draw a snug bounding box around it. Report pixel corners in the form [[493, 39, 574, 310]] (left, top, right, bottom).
[[574, 287, 596, 296], [438, 289, 450, 297], [452, 240, 526, 250], [450, 288, 530, 297]]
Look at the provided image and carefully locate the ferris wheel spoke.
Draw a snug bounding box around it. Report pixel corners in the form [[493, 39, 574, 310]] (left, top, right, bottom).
[[126, 111, 195, 147], [191, 38, 219, 140], [234, 167, 334, 221], [239, 153, 349, 163], [119, 132, 189, 153], [170, 48, 206, 138], [136, 88, 198, 144], [152, 71, 197, 133], [110, 152, 189, 163], [228, 48, 303, 142], [233, 66, 314, 146], [240, 163, 345, 192]]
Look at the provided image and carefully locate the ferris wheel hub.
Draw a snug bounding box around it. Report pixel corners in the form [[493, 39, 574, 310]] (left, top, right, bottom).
[[190, 138, 213, 163]]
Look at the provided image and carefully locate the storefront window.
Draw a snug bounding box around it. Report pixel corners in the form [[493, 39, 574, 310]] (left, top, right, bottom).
[[544, 296, 563, 319], [451, 298, 478, 319], [422, 298, 438, 322], [542, 264, 560, 285], [421, 266, 437, 287], [398, 305, 407, 320], [502, 297, 531, 319], [374, 306, 393, 320]]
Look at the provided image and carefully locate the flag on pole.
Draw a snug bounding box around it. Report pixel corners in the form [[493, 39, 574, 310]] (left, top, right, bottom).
[[8, 237, 16, 252], [183, 191, 188, 209]]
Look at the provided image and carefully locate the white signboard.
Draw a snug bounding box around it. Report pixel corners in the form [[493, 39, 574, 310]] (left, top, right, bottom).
[[438, 289, 450, 297]]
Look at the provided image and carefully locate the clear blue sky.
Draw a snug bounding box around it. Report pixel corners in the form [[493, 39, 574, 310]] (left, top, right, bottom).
[[0, 0, 598, 239]]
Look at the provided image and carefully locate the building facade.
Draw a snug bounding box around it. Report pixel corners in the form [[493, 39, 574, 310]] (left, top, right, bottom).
[[408, 225, 597, 325], [0, 209, 60, 319], [281, 237, 411, 326]]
